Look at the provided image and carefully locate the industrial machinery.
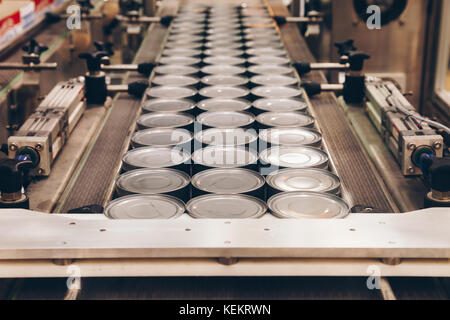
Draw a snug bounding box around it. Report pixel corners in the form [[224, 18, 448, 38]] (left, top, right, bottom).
[[0, 0, 449, 301]]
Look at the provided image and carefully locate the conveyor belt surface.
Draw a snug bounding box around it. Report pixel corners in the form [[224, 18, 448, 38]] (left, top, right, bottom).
[[266, 0, 395, 212]]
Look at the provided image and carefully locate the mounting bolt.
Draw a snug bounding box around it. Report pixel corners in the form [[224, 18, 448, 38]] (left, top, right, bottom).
[[37, 168, 45, 175], [433, 142, 442, 150], [407, 167, 415, 174], [35, 144, 43, 151], [9, 144, 18, 151], [407, 143, 416, 151]]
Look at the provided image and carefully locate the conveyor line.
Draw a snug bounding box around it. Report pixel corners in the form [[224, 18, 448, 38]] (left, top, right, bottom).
[[58, 0, 180, 212], [266, 0, 395, 212]]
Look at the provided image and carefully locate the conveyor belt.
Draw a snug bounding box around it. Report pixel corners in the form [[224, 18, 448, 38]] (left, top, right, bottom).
[[266, 0, 395, 212], [59, 0, 179, 212]]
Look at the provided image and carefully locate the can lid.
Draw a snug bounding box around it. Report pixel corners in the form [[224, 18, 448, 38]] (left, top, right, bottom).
[[132, 128, 193, 148], [203, 56, 246, 66], [192, 168, 265, 194], [142, 99, 195, 113], [246, 41, 284, 49], [158, 56, 201, 66], [197, 98, 251, 112], [259, 128, 322, 147], [186, 194, 267, 219], [256, 112, 315, 128], [204, 42, 243, 50], [195, 128, 258, 146], [205, 35, 243, 43], [199, 86, 249, 99], [201, 75, 249, 87], [206, 28, 242, 36], [253, 98, 307, 112], [268, 192, 349, 219], [166, 35, 204, 43], [105, 194, 185, 219], [137, 112, 194, 129], [152, 75, 199, 87], [248, 56, 290, 65], [162, 48, 202, 56], [165, 41, 203, 49], [123, 147, 190, 170], [201, 65, 246, 76], [197, 111, 255, 128], [246, 47, 287, 56], [267, 169, 341, 194], [154, 65, 198, 76], [260, 146, 329, 169], [251, 86, 302, 99], [116, 168, 190, 195], [250, 75, 297, 87], [192, 146, 258, 168], [203, 48, 243, 57], [147, 86, 197, 99]]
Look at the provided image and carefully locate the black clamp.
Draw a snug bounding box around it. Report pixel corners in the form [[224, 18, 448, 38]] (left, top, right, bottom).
[[22, 39, 48, 64], [0, 158, 33, 209]]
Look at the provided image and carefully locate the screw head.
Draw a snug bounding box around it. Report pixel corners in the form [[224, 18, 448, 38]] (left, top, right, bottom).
[[407, 143, 416, 151], [35, 144, 43, 151], [407, 167, 415, 174], [37, 168, 45, 175], [9, 144, 18, 152]]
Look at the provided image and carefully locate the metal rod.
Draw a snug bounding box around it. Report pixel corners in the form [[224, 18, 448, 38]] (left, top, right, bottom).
[[101, 64, 138, 72], [321, 84, 344, 92], [107, 84, 129, 93], [310, 62, 349, 70]]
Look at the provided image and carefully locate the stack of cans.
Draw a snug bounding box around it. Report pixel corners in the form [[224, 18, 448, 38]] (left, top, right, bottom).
[[105, 1, 350, 220]]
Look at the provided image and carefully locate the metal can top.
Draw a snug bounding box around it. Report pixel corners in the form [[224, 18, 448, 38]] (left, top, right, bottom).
[[154, 65, 199, 76], [186, 194, 267, 219], [253, 98, 307, 112], [122, 147, 190, 170], [250, 75, 298, 87], [201, 65, 246, 76], [152, 75, 199, 87], [251, 86, 302, 99], [206, 28, 242, 36], [192, 168, 265, 194], [259, 128, 322, 147], [146, 86, 197, 100], [266, 169, 341, 194], [162, 48, 202, 57], [204, 42, 243, 50], [131, 128, 193, 148], [197, 98, 251, 112], [199, 86, 249, 99], [164, 41, 204, 49], [137, 112, 194, 129], [192, 146, 258, 169], [248, 65, 292, 76], [142, 99, 195, 113], [203, 56, 246, 66], [195, 128, 258, 146], [116, 168, 190, 195], [166, 35, 204, 43], [203, 48, 244, 57], [256, 112, 315, 128], [158, 56, 201, 66], [205, 34, 243, 43], [105, 194, 185, 220], [268, 192, 349, 219], [248, 56, 290, 65], [246, 47, 287, 57], [260, 146, 329, 169], [197, 111, 255, 129], [201, 75, 249, 87]]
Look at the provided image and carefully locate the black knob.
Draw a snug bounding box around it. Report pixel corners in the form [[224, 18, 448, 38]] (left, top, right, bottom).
[[272, 16, 287, 26], [0, 158, 33, 195], [301, 82, 322, 96], [292, 62, 312, 75], [94, 41, 114, 56], [160, 15, 175, 27], [79, 51, 109, 72], [45, 12, 62, 24], [334, 40, 357, 57], [122, 0, 142, 12], [77, 0, 94, 11], [348, 51, 370, 71]]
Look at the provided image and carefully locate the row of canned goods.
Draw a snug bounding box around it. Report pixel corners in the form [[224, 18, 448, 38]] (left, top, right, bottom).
[[105, 3, 351, 220]]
